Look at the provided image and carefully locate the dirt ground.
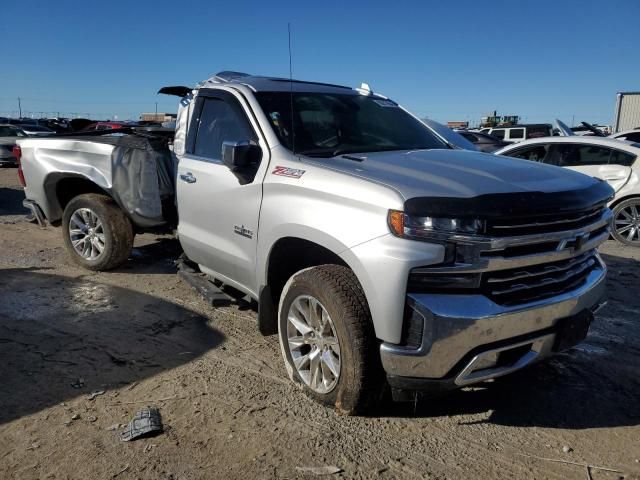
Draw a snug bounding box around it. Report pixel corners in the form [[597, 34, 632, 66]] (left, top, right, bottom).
[[0, 167, 639, 480]]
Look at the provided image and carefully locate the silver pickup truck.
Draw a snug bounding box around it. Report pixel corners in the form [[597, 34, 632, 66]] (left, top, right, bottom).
[[16, 71, 614, 414]]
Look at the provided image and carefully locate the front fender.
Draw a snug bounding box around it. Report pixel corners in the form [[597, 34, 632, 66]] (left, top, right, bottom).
[[256, 224, 351, 289]]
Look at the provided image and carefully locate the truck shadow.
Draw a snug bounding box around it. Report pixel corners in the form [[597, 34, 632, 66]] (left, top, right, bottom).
[[0, 268, 224, 425], [0, 186, 29, 216], [115, 237, 184, 275], [384, 250, 640, 429]]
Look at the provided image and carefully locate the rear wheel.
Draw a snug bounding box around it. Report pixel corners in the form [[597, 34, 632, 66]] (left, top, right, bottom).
[[611, 198, 640, 247], [277, 265, 385, 415], [61, 193, 134, 270]]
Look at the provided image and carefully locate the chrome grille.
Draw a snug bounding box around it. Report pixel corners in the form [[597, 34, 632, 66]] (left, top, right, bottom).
[[482, 251, 601, 305], [485, 206, 606, 237]]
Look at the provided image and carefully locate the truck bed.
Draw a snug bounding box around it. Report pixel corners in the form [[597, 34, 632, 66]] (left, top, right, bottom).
[[19, 133, 177, 229]]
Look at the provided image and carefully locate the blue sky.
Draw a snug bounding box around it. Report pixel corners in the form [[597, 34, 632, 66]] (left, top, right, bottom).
[[2, 0, 638, 125]]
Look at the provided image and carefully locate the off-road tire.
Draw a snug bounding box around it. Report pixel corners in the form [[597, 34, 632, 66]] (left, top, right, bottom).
[[278, 264, 385, 415], [611, 198, 640, 247], [61, 193, 134, 271]]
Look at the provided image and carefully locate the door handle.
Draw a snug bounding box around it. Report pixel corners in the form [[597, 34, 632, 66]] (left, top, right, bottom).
[[179, 172, 197, 184]]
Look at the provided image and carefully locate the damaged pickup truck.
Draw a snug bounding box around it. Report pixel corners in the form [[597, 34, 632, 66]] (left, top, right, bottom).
[[16, 72, 614, 413]]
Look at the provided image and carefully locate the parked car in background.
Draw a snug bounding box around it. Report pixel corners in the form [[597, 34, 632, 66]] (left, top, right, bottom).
[[0, 125, 27, 166], [18, 124, 56, 136], [496, 136, 640, 246], [420, 119, 477, 150], [610, 129, 640, 143], [81, 121, 127, 131], [455, 130, 509, 153], [571, 124, 610, 136], [479, 124, 553, 143]]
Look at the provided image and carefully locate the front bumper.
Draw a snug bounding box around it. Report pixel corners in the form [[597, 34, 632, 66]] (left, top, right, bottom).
[[380, 260, 606, 391]]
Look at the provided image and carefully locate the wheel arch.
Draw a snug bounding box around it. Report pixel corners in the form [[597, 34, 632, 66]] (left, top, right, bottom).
[[610, 193, 640, 210], [44, 173, 112, 225], [257, 235, 368, 336]]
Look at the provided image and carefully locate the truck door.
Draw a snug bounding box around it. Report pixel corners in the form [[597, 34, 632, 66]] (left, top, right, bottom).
[[176, 89, 267, 297]]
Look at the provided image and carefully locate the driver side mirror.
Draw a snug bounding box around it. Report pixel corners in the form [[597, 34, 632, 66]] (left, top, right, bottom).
[[221, 141, 262, 170]]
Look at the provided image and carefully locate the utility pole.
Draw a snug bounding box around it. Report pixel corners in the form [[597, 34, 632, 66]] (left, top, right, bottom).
[[17, 97, 22, 118], [155, 102, 158, 114]]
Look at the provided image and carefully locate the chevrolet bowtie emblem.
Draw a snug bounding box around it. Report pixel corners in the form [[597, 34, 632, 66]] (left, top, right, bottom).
[[557, 233, 589, 253]]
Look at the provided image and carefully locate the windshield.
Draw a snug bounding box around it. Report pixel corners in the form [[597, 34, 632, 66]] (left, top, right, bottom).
[[255, 92, 447, 157]]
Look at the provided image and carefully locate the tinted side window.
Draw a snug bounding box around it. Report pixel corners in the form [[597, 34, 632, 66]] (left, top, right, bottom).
[[194, 98, 255, 160], [552, 144, 611, 167], [509, 128, 524, 139], [610, 150, 636, 167], [507, 144, 550, 162], [491, 129, 505, 139]]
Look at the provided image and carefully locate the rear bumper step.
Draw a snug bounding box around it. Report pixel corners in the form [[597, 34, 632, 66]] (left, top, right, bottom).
[[23, 199, 46, 227]]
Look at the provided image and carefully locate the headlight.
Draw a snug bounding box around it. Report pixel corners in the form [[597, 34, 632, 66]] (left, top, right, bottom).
[[388, 210, 484, 240]]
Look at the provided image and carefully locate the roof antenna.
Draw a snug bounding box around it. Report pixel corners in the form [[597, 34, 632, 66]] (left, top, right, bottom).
[[288, 23, 296, 155]]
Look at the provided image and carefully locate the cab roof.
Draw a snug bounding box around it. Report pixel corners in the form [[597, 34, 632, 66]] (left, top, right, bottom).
[[159, 71, 361, 97], [200, 71, 356, 94]]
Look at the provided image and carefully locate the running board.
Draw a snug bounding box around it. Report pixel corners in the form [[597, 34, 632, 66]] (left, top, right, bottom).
[[176, 257, 233, 307]]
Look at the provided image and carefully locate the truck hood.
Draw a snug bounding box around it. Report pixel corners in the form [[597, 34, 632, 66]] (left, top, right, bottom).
[[309, 148, 613, 217]]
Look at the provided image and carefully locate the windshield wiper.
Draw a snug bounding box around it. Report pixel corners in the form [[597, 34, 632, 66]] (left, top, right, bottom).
[[299, 147, 388, 158], [298, 145, 433, 158], [298, 150, 335, 158]]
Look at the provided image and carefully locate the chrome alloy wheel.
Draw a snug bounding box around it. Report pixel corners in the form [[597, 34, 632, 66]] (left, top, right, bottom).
[[286, 295, 341, 394], [615, 203, 640, 243], [68, 208, 105, 260]]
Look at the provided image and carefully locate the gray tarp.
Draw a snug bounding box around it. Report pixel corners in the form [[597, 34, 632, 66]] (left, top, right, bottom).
[[94, 134, 175, 228]]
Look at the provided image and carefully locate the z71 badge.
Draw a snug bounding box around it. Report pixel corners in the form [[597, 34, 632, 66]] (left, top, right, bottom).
[[272, 166, 306, 179]]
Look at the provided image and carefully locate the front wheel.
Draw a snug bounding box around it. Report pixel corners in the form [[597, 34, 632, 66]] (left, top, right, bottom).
[[61, 193, 134, 270], [277, 265, 385, 415], [611, 198, 640, 247]]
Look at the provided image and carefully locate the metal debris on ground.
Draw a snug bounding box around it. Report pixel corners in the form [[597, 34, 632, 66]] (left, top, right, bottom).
[[112, 465, 129, 478], [295, 466, 343, 476], [88, 390, 105, 400], [120, 408, 163, 442]]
